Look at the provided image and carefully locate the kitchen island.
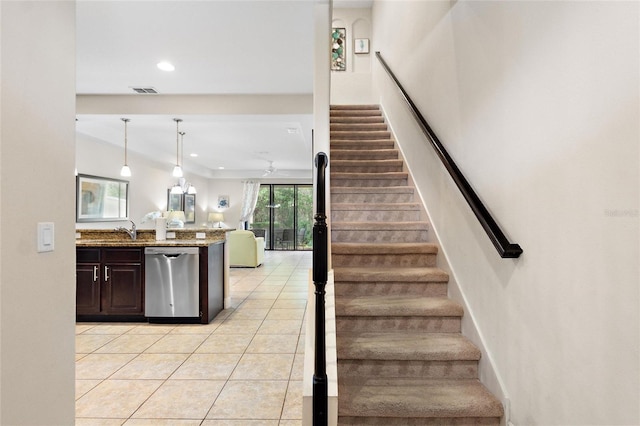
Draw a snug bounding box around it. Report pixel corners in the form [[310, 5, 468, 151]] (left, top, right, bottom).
[[76, 228, 232, 324]]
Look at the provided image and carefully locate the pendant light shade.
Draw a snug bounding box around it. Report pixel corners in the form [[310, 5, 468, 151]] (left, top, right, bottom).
[[120, 118, 132, 177], [172, 118, 183, 177]]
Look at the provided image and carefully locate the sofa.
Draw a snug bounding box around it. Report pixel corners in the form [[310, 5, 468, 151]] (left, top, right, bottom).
[[228, 230, 265, 267]]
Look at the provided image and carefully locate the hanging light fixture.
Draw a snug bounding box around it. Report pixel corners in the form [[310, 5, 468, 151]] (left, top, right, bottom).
[[120, 118, 132, 177], [172, 118, 183, 177], [179, 130, 197, 194]]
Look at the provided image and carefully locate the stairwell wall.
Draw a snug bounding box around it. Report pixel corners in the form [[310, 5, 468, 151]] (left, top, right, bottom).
[[371, 1, 639, 425], [331, 7, 374, 105]]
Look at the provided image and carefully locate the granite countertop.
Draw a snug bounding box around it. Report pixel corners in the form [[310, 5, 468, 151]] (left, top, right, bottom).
[[75, 228, 234, 248]]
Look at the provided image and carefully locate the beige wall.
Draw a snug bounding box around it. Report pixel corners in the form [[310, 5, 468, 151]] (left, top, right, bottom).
[[76, 133, 211, 229], [331, 7, 374, 104], [372, 1, 639, 424], [0, 1, 76, 423]]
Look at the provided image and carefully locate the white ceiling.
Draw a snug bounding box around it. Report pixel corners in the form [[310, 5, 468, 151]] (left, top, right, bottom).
[[76, 1, 319, 179]]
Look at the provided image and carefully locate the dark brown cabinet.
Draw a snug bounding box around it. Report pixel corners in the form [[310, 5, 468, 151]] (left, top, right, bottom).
[[76, 247, 144, 320]]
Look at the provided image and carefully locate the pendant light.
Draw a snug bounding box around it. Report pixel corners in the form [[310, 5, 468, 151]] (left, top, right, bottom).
[[179, 130, 197, 194], [172, 118, 183, 177], [120, 118, 131, 177]]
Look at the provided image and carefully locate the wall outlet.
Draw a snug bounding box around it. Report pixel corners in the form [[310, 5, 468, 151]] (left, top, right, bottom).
[[196, 232, 206, 239], [166, 232, 176, 239]]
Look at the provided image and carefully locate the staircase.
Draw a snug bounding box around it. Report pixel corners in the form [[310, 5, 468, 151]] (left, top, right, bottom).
[[330, 105, 504, 425]]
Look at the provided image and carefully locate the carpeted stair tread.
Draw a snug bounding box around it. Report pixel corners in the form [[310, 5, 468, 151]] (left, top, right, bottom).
[[332, 203, 421, 212], [332, 159, 404, 167], [331, 171, 408, 179], [331, 104, 380, 110], [330, 116, 385, 124], [331, 123, 389, 132], [331, 186, 414, 194], [338, 377, 504, 419], [337, 332, 480, 361], [334, 266, 448, 282], [332, 221, 429, 231], [332, 242, 438, 255], [331, 149, 399, 160], [331, 140, 396, 150], [331, 130, 392, 140], [335, 295, 463, 317]]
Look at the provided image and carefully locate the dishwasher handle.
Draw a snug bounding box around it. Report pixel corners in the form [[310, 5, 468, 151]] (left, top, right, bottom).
[[144, 247, 200, 256]]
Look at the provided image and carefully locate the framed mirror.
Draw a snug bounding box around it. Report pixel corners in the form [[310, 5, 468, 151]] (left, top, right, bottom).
[[184, 193, 196, 224], [76, 174, 129, 222], [167, 190, 183, 212]]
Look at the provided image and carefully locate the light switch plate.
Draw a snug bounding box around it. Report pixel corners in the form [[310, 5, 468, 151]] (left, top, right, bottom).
[[166, 232, 176, 239], [196, 232, 206, 239], [37, 222, 54, 252]]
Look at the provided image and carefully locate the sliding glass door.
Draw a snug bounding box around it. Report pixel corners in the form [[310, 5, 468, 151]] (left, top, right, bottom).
[[251, 184, 312, 250]]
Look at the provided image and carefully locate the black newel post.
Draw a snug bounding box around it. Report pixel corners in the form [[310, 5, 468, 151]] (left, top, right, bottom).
[[312, 152, 328, 426]]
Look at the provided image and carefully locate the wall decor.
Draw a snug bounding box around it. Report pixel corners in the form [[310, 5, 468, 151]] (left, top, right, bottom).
[[167, 190, 183, 212], [218, 195, 230, 209], [354, 38, 370, 54], [184, 193, 196, 224], [331, 27, 346, 71], [76, 174, 129, 222]]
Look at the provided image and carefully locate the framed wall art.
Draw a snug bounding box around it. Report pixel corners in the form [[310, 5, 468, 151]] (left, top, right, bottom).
[[354, 38, 370, 54], [218, 195, 229, 209], [331, 27, 346, 71]]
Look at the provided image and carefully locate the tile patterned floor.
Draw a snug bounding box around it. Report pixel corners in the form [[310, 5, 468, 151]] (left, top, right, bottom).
[[76, 250, 311, 426]]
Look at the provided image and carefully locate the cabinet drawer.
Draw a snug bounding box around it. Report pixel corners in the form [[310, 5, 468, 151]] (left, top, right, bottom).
[[77, 248, 100, 263], [102, 248, 143, 263]]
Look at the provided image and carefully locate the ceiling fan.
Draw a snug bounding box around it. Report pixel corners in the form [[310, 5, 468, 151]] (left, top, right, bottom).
[[262, 160, 278, 177]]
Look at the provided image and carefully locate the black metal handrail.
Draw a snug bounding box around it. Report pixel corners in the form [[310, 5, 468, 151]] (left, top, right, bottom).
[[376, 52, 523, 258], [312, 151, 329, 425]]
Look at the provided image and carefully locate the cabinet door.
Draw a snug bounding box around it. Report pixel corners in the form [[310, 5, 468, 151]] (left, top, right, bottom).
[[76, 263, 101, 314], [102, 263, 143, 315]]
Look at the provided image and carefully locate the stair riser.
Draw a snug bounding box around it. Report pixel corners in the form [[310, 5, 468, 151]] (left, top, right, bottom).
[[337, 416, 500, 426], [332, 165, 404, 173], [330, 111, 382, 117], [331, 178, 408, 188], [337, 360, 478, 380], [332, 124, 388, 132], [331, 193, 415, 203], [334, 282, 448, 297], [331, 143, 396, 151], [332, 253, 437, 267], [336, 317, 461, 333], [331, 152, 399, 161], [332, 229, 429, 243], [331, 117, 385, 124], [331, 131, 391, 140], [332, 210, 420, 222]]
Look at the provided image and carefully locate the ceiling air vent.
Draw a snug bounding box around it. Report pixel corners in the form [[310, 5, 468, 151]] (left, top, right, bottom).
[[131, 87, 158, 94]]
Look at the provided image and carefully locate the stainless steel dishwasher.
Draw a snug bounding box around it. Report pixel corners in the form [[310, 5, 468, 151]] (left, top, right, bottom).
[[144, 247, 199, 319]]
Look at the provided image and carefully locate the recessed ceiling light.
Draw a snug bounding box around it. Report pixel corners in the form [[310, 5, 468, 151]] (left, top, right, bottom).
[[157, 61, 175, 72], [218, 166, 225, 170], [287, 128, 298, 134], [190, 153, 198, 157]]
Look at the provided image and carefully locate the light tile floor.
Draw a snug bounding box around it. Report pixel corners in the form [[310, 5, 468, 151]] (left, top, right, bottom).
[[76, 250, 311, 426]]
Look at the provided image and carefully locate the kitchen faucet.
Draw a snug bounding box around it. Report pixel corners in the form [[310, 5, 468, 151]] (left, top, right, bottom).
[[116, 220, 137, 241]]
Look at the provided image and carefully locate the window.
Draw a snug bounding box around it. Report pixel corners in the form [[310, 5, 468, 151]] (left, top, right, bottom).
[[250, 184, 312, 250]]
